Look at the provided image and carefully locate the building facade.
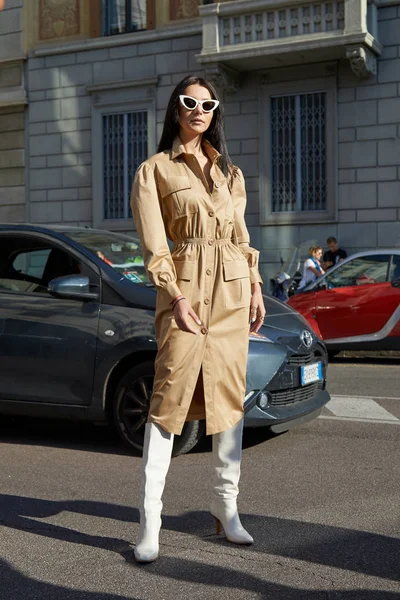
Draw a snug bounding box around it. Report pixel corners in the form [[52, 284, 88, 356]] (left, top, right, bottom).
[[0, 0, 399, 287]]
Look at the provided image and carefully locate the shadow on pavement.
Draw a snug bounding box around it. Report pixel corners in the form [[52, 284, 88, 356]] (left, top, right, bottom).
[[0, 415, 132, 456], [127, 556, 399, 599], [0, 415, 280, 456], [1, 555, 397, 600], [0, 494, 398, 583], [0, 559, 137, 600]]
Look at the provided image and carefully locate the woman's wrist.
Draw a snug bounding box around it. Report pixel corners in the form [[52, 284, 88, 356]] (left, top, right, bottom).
[[251, 282, 262, 293], [170, 294, 183, 306], [171, 295, 186, 309]]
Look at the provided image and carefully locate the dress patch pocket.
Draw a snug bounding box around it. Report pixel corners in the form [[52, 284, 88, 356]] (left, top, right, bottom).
[[223, 260, 251, 309], [174, 260, 196, 303], [158, 176, 197, 216], [174, 259, 195, 281]]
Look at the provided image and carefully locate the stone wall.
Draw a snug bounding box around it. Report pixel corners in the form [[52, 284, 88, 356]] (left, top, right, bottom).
[[0, 0, 23, 60], [223, 5, 400, 285], [24, 4, 400, 286], [0, 0, 25, 223], [26, 35, 203, 226], [0, 107, 25, 222], [336, 4, 400, 253]]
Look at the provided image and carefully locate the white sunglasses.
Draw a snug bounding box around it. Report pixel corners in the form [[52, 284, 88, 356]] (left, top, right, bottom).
[[179, 95, 220, 113]]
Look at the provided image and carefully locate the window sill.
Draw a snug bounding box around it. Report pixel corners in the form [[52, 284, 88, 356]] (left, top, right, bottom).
[[261, 210, 337, 226]]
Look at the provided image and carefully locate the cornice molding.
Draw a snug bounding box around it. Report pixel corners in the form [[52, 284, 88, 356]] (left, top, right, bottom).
[[31, 23, 202, 57], [86, 77, 159, 94]]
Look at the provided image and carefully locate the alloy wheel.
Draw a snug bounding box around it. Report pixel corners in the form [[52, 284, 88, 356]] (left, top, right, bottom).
[[118, 374, 153, 450]]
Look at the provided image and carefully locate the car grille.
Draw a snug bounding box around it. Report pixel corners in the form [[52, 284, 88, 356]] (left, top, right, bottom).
[[269, 381, 324, 406], [288, 352, 316, 366]]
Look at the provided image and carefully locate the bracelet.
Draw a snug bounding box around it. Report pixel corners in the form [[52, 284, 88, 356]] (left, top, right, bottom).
[[172, 296, 186, 310], [170, 294, 183, 306]]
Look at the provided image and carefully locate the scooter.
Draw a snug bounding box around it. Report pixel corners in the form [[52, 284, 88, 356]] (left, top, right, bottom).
[[270, 240, 317, 301], [271, 261, 301, 302]]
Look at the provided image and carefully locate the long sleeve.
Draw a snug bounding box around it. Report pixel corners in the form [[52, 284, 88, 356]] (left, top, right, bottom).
[[230, 167, 263, 285], [130, 162, 182, 302]]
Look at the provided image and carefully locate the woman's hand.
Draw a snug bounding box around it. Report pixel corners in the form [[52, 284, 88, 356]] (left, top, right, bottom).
[[173, 298, 202, 335], [249, 283, 266, 333]]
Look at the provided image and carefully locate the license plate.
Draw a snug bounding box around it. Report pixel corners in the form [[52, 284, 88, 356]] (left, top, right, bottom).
[[301, 362, 323, 386]]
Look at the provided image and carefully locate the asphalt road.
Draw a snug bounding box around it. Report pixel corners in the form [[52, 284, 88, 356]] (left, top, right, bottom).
[[0, 358, 399, 599]]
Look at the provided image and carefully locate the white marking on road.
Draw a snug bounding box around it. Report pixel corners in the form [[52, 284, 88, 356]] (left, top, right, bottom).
[[319, 416, 400, 425], [329, 394, 400, 402], [320, 395, 400, 424], [329, 363, 400, 368]]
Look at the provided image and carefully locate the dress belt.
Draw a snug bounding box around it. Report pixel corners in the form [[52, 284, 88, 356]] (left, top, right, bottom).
[[174, 237, 232, 245]]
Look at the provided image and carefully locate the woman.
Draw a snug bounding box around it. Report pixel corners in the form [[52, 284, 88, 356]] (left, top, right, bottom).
[[130, 75, 265, 563], [298, 245, 325, 290]]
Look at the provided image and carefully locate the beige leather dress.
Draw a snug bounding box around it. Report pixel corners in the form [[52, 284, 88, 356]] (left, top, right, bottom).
[[131, 137, 262, 435]]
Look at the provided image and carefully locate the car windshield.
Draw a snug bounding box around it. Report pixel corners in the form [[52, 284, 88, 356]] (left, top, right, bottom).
[[279, 239, 318, 278], [63, 230, 151, 285], [326, 255, 391, 288]]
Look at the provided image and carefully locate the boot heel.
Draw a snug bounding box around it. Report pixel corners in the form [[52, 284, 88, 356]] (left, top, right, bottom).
[[212, 515, 223, 535]]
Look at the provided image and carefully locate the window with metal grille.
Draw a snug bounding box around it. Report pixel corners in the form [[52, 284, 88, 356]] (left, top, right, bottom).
[[103, 0, 147, 35], [271, 92, 326, 213], [103, 111, 148, 220]]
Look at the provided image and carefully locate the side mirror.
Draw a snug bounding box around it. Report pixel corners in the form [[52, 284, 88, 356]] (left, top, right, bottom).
[[48, 275, 99, 301], [317, 279, 328, 290], [391, 277, 400, 288]]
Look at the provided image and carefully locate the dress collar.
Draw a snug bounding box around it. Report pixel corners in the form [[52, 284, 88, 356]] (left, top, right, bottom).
[[170, 136, 221, 163]]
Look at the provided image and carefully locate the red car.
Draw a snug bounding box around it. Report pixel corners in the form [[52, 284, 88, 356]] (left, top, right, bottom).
[[288, 250, 400, 354]]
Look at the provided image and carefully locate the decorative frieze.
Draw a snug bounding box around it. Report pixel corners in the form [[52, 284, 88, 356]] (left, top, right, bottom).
[[170, 0, 199, 21], [39, 0, 80, 41]]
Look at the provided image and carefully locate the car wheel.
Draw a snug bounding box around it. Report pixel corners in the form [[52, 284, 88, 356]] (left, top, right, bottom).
[[113, 361, 205, 457]]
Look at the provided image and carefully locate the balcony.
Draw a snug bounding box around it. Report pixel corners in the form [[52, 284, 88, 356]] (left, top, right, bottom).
[[197, 0, 381, 89]]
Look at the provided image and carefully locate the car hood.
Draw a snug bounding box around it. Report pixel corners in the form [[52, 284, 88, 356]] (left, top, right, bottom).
[[259, 295, 322, 354], [109, 280, 322, 354]]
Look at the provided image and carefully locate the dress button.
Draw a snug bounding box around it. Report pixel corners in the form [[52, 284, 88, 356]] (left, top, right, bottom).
[[208, 211, 215, 217], [215, 182, 220, 188], [206, 268, 212, 276], [204, 298, 210, 305], [208, 239, 214, 246], [201, 327, 208, 335]]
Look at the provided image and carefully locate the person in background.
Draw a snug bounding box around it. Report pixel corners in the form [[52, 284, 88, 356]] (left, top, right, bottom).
[[321, 236, 347, 271], [298, 245, 325, 290]]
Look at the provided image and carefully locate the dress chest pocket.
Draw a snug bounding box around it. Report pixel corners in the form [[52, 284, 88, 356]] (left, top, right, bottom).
[[158, 176, 198, 217], [223, 260, 251, 309]]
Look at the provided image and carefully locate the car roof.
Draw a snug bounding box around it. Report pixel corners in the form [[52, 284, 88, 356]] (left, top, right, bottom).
[[0, 223, 109, 235], [338, 249, 400, 257]]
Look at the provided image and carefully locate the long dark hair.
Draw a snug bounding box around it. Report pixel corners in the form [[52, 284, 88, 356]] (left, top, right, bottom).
[[157, 75, 232, 177]]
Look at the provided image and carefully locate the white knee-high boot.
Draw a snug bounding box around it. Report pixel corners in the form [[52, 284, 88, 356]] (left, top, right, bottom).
[[210, 419, 254, 545], [134, 423, 174, 563]]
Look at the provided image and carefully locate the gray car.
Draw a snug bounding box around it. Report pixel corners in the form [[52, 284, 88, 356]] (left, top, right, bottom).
[[0, 224, 330, 455]]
